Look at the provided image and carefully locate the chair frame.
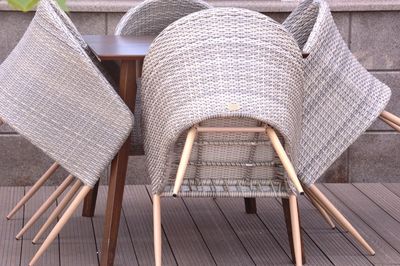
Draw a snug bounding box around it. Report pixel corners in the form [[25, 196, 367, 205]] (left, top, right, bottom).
[[156, 125, 304, 266]]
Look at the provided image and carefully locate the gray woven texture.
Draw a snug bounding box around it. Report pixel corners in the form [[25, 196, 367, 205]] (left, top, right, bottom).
[[0, 0, 133, 187], [46, 0, 117, 87], [115, 0, 212, 36], [141, 8, 304, 197], [115, 0, 211, 151], [283, 0, 391, 186]]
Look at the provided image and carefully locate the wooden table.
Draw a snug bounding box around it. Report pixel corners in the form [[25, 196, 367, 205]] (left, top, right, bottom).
[[82, 35, 154, 266]]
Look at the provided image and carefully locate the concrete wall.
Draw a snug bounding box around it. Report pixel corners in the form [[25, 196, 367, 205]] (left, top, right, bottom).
[[0, 0, 399, 185]]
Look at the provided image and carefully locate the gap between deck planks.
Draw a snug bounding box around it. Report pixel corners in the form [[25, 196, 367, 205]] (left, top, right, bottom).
[[2, 184, 400, 265]]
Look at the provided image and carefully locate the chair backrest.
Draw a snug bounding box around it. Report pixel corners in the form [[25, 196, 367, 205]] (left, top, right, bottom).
[[141, 8, 304, 195], [283, 0, 391, 185], [46, 0, 117, 86], [115, 0, 211, 36], [0, 0, 133, 187], [115, 0, 211, 154]]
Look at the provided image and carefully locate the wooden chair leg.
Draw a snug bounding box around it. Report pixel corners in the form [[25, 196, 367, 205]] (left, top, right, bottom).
[[7, 162, 60, 220], [29, 185, 91, 266], [305, 191, 335, 229], [173, 127, 197, 197], [266, 127, 304, 194], [244, 198, 257, 214], [380, 116, 400, 132], [380, 110, 400, 127], [282, 197, 305, 265], [288, 195, 303, 266], [306, 185, 375, 255], [0, 118, 3, 126], [82, 180, 99, 217], [16, 175, 74, 239], [153, 194, 162, 266], [32, 180, 82, 244]]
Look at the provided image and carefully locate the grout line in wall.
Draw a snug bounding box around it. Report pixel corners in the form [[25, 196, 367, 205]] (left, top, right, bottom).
[[105, 13, 108, 35], [348, 12, 352, 49], [364, 131, 400, 135], [369, 69, 400, 72]]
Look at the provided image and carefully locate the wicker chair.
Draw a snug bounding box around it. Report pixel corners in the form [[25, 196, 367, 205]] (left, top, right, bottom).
[[115, 0, 211, 154], [282, 0, 392, 256], [5, 0, 117, 224], [141, 8, 305, 266], [0, 0, 133, 264]]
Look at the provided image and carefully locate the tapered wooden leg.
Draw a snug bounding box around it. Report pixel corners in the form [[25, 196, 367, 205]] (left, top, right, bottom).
[[153, 194, 162, 266], [173, 127, 197, 197], [305, 191, 335, 229], [306, 185, 375, 255], [16, 175, 74, 239], [0, 118, 3, 126], [33, 179, 82, 244], [7, 162, 60, 220], [380, 110, 400, 127], [283, 198, 305, 264], [82, 180, 99, 217], [244, 198, 257, 214], [29, 185, 91, 266], [289, 195, 303, 266], [380, 116, 400, 132], [266, 127, 304, 194]]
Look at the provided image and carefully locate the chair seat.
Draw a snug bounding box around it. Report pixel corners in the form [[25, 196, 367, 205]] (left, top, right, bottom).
[[158, 118, 290, 198], [161, 177, 289, 198]]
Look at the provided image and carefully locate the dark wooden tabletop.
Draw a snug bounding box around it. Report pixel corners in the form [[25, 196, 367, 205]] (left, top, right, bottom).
[[83, 35, 155, 61]]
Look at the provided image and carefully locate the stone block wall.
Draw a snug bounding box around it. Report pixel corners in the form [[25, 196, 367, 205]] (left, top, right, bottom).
[[0, 0, 399, 185]]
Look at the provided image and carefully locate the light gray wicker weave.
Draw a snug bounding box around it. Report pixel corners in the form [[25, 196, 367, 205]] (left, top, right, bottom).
[[115, 0, 212, 35], [115, 0, 211, 152], [47, 0, 117, 86], [6, 0, 122, 224], [5, 0, 121, 238], [0, 0, 133, 264], [283, 0, 391, 187], [0, 0, 133, 189], [142, 8, 305, 265], [278, 0, 390, 256], [142, 8, 305, 198]]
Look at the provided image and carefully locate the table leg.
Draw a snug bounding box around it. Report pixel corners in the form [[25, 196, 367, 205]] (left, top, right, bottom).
[[82, 181, 99, 217], [244, 198, 257, 214], [100, 60, 137, 266]]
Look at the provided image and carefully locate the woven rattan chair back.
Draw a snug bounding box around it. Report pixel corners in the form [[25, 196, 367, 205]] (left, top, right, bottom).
[[283, 0, 391, 186], [115, 0, 211, 153], [141, 8, 304, 197], [115, 0, 211, 36], [46, 0, 117, 85], [0, 0, 133, 188]]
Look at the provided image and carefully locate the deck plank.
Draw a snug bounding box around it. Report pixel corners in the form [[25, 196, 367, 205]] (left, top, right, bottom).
[[183, 197, 255, 266], [146, 187, 215, 265], [215, 197, 293, 265], [325, 183, 400, 256], [124, 186, 176, 266], [20, 186, 60, 266], [355, 183, 400, 223], [60, 200, 98, 266], [319, 184, 400, 265], [296, 191, 372, 266], [0, 187, 24, 266], [382, 183, 400, 199], [256, 197, 333, 265], [4, 184, 400, 265], [92, 186, 138, 266]]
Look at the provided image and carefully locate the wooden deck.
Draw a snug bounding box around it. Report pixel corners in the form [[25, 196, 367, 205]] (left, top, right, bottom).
[[2, 183, 400, 265]]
